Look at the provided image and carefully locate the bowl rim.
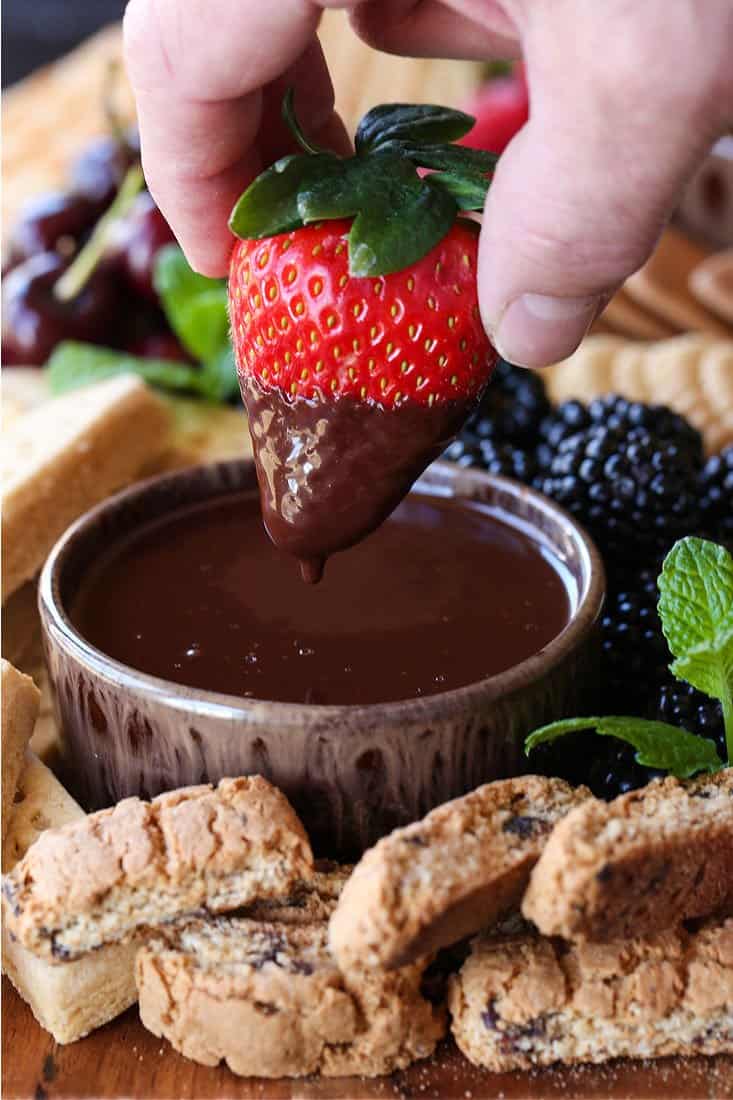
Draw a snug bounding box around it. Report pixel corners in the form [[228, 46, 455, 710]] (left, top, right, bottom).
[[39, 458, 606, 725]]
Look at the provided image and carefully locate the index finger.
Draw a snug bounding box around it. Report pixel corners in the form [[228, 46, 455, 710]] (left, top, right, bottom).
[[123, 0, 339, 276]]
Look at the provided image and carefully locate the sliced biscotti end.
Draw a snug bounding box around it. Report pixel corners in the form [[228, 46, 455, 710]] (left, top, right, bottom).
[[241, 860, 352, 926], [136, 915, 445, 1078], [2, 775, 313, 962], [522, 769, 733, 943], [329, 775, 590, 974], [449, 914, 733, 1071], [1, 660, 41, 845]]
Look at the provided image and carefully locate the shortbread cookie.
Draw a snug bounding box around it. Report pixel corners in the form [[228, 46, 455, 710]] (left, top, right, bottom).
[[449, 914, 733, 1070], [602, 289, 680, 340], [523, 770, 733, 942], [2, 776, 313, 961], [1, 660, 40, 843], [242, 860, 351, 926], [330, 776, 590, 972], [1, 374, 170, 598], [2, 753, 138, 1044], [624, 227, 730, 337], [690, 249, 733, 325], [136, 916, 445, 1077]]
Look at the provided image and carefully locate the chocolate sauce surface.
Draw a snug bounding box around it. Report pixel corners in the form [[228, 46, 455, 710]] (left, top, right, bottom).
[[71, 490, 571, 706], [243, 380, 474, 582]]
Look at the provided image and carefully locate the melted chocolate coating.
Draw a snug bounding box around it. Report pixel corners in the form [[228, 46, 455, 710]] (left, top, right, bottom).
[[242, 379, 475, 582]]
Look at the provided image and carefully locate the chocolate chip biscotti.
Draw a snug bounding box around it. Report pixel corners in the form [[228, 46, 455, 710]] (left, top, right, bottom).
[[136, 916, 445, 1077], [2, 776, 313, 961], [330, 775, 590, 972], [523, 769, 733, 942], [449, 914, 733, 1070]]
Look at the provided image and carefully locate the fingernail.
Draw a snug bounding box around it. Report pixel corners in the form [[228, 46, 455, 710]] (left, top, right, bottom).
[[494, 293, 599, 368]]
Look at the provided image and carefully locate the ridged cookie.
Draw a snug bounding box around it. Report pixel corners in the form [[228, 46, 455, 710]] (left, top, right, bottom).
[[136, 916, 445, 1077], [523, 769, 733, 942], [330, 776, 590, 972], [449, 914, 733, 1070], [2, 776, 312, 961]]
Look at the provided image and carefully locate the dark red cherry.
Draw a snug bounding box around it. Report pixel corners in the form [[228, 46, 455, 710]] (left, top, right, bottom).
[[125, 328, 191, 362], [5, 192, 99, 272], [69, 129, 140, 211], [2, 252, 119, 366], [109, 191, 175, 301]]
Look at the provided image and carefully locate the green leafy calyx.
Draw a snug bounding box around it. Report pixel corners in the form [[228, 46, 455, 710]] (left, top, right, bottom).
[[229, 92, 496, 277]]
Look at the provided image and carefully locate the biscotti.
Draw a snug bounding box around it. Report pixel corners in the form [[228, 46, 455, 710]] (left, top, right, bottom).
[[242, 860, 352, 926], [523, 769, 733, 942], [330, 776, 590, 971], [136, 916, 445, 1077], [2, 752, 138, 1043], [449, 914, 733, 1070], [1, 374, 170, 598], [2, 776, 313, 961], [1, 660, 40, 843]]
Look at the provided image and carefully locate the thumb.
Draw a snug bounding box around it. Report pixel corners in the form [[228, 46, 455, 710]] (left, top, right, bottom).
[[477, 4, 731, 368]]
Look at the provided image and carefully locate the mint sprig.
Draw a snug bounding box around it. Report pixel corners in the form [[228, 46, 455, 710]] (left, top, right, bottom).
[[526, 716, 723, 780], [525, 536, 733, 782], [229, 94, 497, 277], [658, 537, 733, 761]]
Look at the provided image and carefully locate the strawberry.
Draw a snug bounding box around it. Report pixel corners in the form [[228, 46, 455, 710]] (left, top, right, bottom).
[[459, 62, 529, 156], [229, 94, 499, 581], [229, 218, 489, 408]]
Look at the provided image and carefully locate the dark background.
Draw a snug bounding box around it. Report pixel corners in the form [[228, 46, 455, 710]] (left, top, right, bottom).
[[3, 0, 126, 86]]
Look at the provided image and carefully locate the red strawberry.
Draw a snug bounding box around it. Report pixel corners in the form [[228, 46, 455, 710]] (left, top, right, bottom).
[[460, 63, 529, 156], [229, 219, 490, 408], [229, 95, 498, 581]]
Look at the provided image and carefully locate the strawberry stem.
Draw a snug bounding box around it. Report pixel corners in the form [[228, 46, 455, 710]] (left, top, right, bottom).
[[282, 88, 327, 156]]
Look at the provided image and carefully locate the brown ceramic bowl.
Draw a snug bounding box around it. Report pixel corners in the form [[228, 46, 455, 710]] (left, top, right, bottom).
[[39, 459, 604, 858]]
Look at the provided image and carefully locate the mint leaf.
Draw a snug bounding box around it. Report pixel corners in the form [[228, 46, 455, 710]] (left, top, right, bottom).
[[355, 105, 475, 154], [153, 245, 229, 365], [525, 715, 723, 780], [658, 537, 733, 760], [46, 341, 216, 399]]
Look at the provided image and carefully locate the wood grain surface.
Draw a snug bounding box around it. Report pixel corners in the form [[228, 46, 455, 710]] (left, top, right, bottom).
[[4, 980, 732, 1100]]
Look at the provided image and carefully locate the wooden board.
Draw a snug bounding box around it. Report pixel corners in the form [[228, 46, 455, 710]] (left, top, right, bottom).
[[4, 981, 732, 1100]]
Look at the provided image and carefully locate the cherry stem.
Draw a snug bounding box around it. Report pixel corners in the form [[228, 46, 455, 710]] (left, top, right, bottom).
[[54, 164, 144, 302], [282, 87, 328, 157]]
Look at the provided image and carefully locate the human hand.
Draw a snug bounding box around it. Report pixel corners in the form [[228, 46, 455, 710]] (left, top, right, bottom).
[[124, 0, 733, 367]]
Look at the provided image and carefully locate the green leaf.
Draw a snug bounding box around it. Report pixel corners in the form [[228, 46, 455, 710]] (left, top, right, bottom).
[[400, 143, 498, 176], [46, 341, 217, 399], [153, 244, 230, 365], [355, 104, 475, 154], [228, 153, 341, 240], [298, 154, 457, 276], [198, 343, 239, 402], [428, 172, 489, 211], [525, 715, 723, 780], [658, 537, 733, 700]]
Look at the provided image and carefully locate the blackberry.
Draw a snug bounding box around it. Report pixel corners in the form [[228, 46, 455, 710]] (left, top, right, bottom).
[[536, 395, 703, 477], [699, 446, 733, 543], [443, 437, 536, 483], [585, 741, 666, 801], [656, 680, 725, 753], [463, 360, 550, 445], [600, 568, 669, 714], [537, 424, 702, 566]]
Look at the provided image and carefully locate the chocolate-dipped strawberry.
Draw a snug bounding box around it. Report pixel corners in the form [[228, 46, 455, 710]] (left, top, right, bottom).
[[228, 95, 499, 581]]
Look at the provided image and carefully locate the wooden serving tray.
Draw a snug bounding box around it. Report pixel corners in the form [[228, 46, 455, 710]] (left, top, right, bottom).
[[4, 981, 732, 1100], [3, 19, 733, 1100]]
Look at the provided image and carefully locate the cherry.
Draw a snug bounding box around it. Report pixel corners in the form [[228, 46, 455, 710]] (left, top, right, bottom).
[[69, 129, 140, 212], [2, 252, 120, 366], [108, 191, 175, 301], [126, 329, 191, 362], [5, 192, 100, 273]]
